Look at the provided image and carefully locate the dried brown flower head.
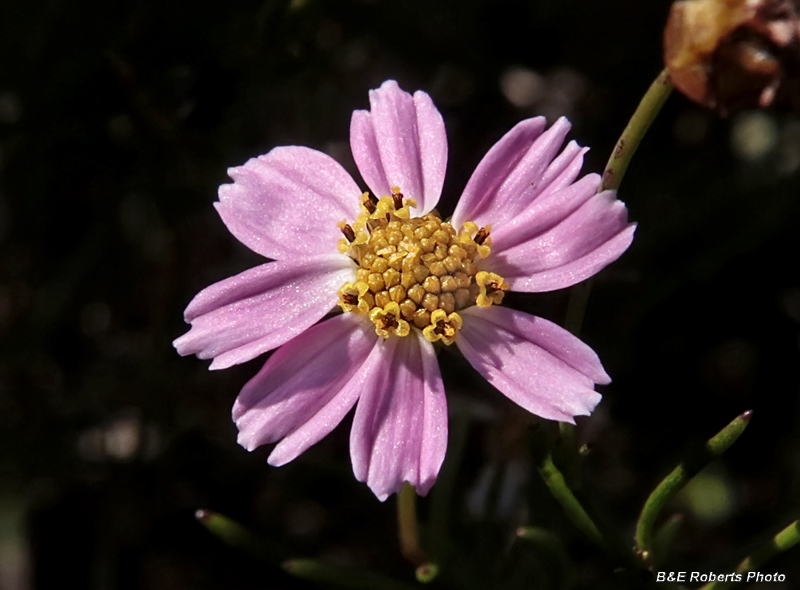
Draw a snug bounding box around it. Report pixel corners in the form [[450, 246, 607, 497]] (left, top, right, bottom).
[[665, 0, 800, 113]]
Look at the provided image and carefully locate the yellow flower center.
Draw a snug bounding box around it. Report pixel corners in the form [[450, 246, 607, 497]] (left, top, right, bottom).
[[336, 187, 509, 344]]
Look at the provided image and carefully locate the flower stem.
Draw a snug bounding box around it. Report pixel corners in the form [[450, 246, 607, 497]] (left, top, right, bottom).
[[537, 452, 604, 547], [536, 446, 637, 568], [564, 279, 594, 338], [601, 69, 673, 191], [397, 482, 438, 581], [635, 410, 753, 566], [564, 70, 673, 360], [698, 520, 800, 590], [194, 509, 286, 563]]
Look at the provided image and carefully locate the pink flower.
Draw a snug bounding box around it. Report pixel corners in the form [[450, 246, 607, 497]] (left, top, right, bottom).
[[174, 80, 635, 501]]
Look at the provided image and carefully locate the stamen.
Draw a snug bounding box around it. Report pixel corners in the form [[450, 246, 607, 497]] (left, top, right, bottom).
[[341, 224, 356, 242], [474, 227, 490, 245], [476, 271, 509, 307], [363, 194, 377, 214], [391, 186, 404, 210], [422, 309, 463, 346]]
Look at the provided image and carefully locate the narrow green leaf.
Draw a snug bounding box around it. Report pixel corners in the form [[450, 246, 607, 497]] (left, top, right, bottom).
[[700, 520, 800, 590], [195, 509, 286, 562], [635, 410, 753, 565]]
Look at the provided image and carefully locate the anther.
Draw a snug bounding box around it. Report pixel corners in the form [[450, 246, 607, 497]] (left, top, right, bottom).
[[474, 227, 490, 245], [391, 186, 404, 210], [363, 195, 377, 214], [341, 224, 356, 242]]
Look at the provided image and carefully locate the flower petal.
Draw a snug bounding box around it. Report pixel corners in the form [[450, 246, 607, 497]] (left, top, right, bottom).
[[350, 80, 447, 214], [173, 255, 355, 370], [489, 173, 601, 253], [452, 117, 585, 230], [488, 190, 636, 292], [457, 306, 607, 423], [350, 332, 448, 501], [233, 314, 377, 456], [216, 146, 363, 260]]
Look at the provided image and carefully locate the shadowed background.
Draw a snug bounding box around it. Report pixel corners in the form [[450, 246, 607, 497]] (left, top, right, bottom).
[[1, 0, 800, 588]]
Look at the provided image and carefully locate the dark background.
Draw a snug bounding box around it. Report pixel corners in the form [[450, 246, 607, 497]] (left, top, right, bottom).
[[2, 0, 800, 588]]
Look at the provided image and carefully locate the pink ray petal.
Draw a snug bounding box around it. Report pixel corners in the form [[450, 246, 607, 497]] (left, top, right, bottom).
[[489, 173, 601, 253], [350, 80, 447, 214], [350, 332, 448, 501], [452, 117, 585, 230], [457, 306, 607, 423], [488, 191, 636, 292], [173, 255, 355, 370], [233, 314, 377, 454], [216, 146, 363, 260]]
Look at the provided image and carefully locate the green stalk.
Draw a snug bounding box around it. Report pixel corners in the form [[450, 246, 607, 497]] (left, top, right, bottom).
[[635, 410, 753, 565], [537, 452, 605, 548], [601, 69, 673, 191], [195, 509, 286, 563], [536, 449, 637, 568], [397, 483, 439, 582], [564, 69, 673, 383], [699, 520, 800, 590]]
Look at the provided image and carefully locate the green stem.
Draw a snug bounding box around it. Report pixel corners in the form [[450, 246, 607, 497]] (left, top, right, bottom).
[[700, 520, 800, 590], [565, 69, 672, 352], [398, 483, 425, 564], [564, 279, 594, 338], [554, 421, 580, 490], [537, 450, 637, 567], [601, 69, 673, 191], [397, 483, 438, 582], [538, 453, 604, 548], [635, 410, 753, 565], [195, 509, 286, 563]]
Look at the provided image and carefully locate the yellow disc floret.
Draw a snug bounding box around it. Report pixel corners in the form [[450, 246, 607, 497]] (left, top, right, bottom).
[[337, 187, 508, 344]]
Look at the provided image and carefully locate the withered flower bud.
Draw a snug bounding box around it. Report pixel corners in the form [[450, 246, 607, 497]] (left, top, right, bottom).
[[664, 0, 800, 114]]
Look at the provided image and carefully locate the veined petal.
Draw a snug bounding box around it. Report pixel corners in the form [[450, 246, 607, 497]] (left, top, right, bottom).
[[490, 173, 602, 253], [489, 191, 636, 292], [233, 314, 377, 455], [457, 306, 607, 423], [216, 146, 363, 260], [452, 117, 583, 230], [173, 255, 355, 370], [350, 80, 447, 215], [350, 332, 448, 501]]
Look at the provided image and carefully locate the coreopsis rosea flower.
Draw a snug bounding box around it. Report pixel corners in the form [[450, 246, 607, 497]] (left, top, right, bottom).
[[174, 80, 635, 500]]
